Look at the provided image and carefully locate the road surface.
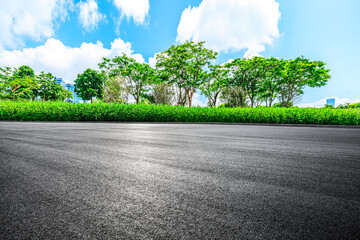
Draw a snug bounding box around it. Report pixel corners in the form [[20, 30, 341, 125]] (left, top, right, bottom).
[[1, 122, 359, 239]]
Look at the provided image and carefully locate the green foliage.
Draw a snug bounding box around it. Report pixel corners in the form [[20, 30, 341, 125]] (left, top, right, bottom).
[[6, 76, 38, 100], [337, 103, 350, 109], [273, 102, 294, 108], [226, 56, 331, 108], [0, 66, 38, 100], [156, 41, 218, 107], [324, 104, 335, 109], [75, 68, 104, 103], [16, 65, 35, 78], [226, 57, 279, 107], [219, 86, 248, 108], [149, 82, 174, 105], [200, 64, 228, 107], [99, 54, 156, 104], [277, 57, 330, 107], [1, 101, 359, 125], [102, 76, 128, 104], [349, 102, 360, 108], [37, 71, 72, 101]]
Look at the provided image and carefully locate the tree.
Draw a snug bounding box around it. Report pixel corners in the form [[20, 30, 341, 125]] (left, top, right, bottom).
[[6, 76, 38, 100], [156, 41, 218, 107], [219, 86, 248, 108], [37, 71, 71, 101], [75, 68, 104, 103], [16, 65, 35, 78], [127, 62, 156, 104], [0, 67, 12, 99], [103, 75, 128, 104], [259, 58, 284, 107], [278, 56, 330, 107], [99, 54, 156, 104], [150, 82, 174, 105], [227, 57, 278, 108], [52, 84, 73, 101], [1, 66, 39, 100], [200, 65, 229, 107]]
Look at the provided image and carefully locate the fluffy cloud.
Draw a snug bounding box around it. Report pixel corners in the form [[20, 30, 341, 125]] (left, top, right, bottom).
[[148, 52, 160, 68], [0, 0, 72, 49], [296, 97, 360, 108], [113, 0, 149, 25], [0, 38, 145, 83], [192, 93, 208, 107], [78, 0, 105, 32], [176, 0, 281, 56]]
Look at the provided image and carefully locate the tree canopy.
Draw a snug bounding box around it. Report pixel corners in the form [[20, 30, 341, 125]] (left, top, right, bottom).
[[1, 42, 331, 108], [156, 41, 218, 107], [75, 68, 104, 103]]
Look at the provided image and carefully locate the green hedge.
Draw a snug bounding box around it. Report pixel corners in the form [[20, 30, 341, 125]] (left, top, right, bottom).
[[1, 101, 359, 125]]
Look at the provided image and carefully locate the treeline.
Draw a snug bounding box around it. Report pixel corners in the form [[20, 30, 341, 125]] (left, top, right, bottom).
[[78, 41, 331, 107], [1, 41, 331, 108], [0, 66, 72, 101]]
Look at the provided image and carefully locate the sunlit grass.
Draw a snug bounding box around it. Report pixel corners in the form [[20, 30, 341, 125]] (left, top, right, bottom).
[[1, 101, 359, 125]]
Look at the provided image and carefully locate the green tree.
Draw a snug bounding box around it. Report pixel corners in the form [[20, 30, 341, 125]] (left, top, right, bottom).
[[51, 84, 73, 101], [278, 57, 330, 107], [13, 65, 38, 100], [150, 82, 174, 105], [6, 76, 38, 100], [219, 86, 248, 108], [103, 75, 128, 104], [37, 71, 67, 101], [0, 67, 13, 99], [156, 41, 218, 107], [227, 57, 277, 108], [99, 54, 156, 104], [200, 65, 229, 107], [75, 68, 104, 103], [260, 58, 284, 107], [16, 65, 35, 78]]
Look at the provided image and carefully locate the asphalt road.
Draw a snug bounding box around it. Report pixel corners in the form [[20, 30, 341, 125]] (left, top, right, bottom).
[[1, 122, 359, 240]]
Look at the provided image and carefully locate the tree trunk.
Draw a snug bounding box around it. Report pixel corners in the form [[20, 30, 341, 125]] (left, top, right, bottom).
[[188, 89, 194, 107], [91, 97, 93, 103]]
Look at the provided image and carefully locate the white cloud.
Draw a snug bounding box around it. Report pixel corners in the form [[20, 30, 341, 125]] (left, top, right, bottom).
[[78, 0, 105, 32], [296, 97, 360, 108], [192, 92, 208, 107], [0, 38, 145, 83], [176, 0, 281, 56], [0, 0, 72, 49], [113, 0, 149, 26], [243, 45, 265, 58], [148, 52, 160, 68]]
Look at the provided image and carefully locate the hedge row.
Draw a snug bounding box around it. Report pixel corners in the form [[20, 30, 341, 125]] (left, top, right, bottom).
[[1, 101, 359, 125]]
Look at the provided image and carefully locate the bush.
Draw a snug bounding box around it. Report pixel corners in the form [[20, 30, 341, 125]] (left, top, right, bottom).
[[0, 101, 359, 125], [349, 102, 360, 109]]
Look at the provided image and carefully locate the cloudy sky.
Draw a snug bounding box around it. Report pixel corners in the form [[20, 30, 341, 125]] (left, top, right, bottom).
[[0, 0, 359, 107]]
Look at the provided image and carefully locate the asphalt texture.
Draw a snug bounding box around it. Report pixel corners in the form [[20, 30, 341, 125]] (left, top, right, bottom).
[[0, 122, 359, 240]]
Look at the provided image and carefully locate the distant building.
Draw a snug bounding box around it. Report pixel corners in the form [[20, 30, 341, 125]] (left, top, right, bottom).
[[54, 77, 83, 103], [326, 98, 335, 107], [65, 83, 82, 103], [55, 77, 66, 88]]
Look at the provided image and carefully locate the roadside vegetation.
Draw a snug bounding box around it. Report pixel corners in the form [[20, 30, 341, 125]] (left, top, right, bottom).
[[1, 41, 359, 125], [1, 101, 359, 125]]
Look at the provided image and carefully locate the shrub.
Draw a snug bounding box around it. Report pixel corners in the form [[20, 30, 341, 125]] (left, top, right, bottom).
[[0, 101, 359, 125]]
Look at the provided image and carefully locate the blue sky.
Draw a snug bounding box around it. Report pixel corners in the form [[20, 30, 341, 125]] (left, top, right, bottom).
[[0, 0, 359, 107]]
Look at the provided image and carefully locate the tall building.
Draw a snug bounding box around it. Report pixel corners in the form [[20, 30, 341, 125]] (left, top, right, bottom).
[[326, 98, 335, 107], [55, 77, 66, 88], [54, 77, 83, 103], [65, 83, 82, 103]]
